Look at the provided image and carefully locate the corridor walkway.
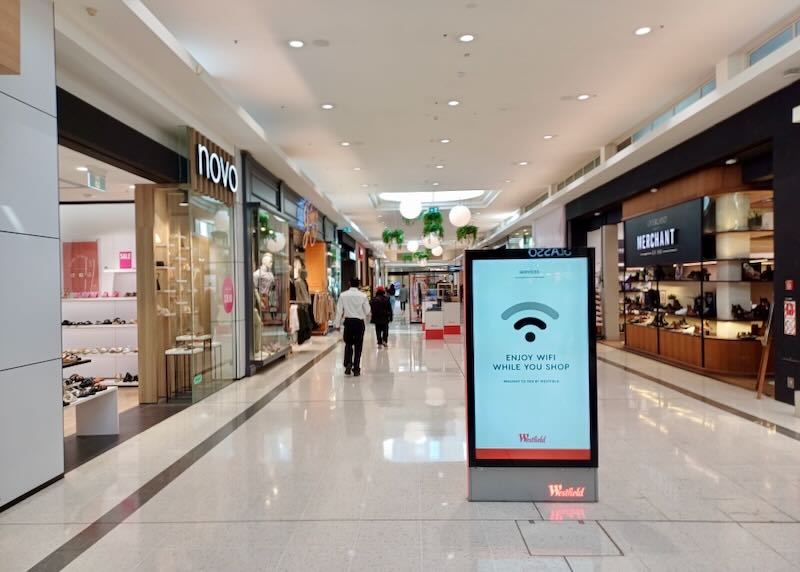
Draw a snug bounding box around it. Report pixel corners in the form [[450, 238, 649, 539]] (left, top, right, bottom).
[[3, 327, 800, 571]]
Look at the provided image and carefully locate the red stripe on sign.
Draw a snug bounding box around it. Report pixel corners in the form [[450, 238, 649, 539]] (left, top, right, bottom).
[[476, 449, 591, 460]]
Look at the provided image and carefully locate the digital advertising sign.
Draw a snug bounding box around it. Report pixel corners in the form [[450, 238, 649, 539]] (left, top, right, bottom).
[[464, 248, 598, 501]]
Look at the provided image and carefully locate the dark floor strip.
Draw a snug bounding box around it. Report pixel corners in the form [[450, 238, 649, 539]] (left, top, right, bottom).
[[598, 356, 800, 442], [29, 341, 339, 572]]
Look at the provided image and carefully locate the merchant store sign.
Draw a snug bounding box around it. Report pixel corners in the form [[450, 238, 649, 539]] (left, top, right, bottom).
[[636, 227, 677, 252], [624, 199, 702, 267]]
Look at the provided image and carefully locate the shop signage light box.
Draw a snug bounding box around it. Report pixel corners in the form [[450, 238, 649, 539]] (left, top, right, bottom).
[[464, 248, 598, 502], [624, 199, 703, 266]]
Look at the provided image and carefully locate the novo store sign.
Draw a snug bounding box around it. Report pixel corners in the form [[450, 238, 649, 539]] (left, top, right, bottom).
[[197, 144, 238, 193]]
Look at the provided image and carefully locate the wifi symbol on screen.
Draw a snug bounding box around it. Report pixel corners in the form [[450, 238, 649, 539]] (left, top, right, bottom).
[[501, 302, 560, 343]]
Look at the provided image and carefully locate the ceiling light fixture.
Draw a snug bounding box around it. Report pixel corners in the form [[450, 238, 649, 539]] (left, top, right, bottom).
[[321, 103, 334, 110], [361, 183, 369, 188], [436, 164, 444, 169], [449, 205, 472, 227], [505, 179, 512, 183], [76, 166, 88, 172], [353, 167, 361, 171], [128, 185, 135, 190], [440, 138, 451, 144], [179, 191, 189, 207], [459, 34, 475, 43], [594, 211, 601, 217], [431, 245, 444, 257], [340, 141, 351, 146], [447, 100, 460, 107], [650, 187, 658, 193], [543, 135, 555, 140], [517, 161, 529, 166], [577, 94, 591, 101], [288, 40, 304, 48], [725, 158, 738, 165], [407, 240, 420, 253], [634, 26, 652, 36], [432, 182, 440, 186]]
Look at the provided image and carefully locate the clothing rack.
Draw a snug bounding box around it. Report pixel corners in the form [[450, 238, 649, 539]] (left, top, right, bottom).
[[310, 291, 335, 336]]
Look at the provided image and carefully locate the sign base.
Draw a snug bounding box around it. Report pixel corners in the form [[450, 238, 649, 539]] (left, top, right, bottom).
[[468, 467, 598, 502]]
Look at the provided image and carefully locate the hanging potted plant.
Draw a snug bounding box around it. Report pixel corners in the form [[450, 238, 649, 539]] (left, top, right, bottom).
[[457, 224, 478, 245], [382, 228, 404, 250], [422, 209, 444, 238], [400, 252, 413, 262]]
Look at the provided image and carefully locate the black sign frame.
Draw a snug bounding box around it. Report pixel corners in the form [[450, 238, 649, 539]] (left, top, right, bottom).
[[624, 199, 703, 267], [463, 248, 599, 469]]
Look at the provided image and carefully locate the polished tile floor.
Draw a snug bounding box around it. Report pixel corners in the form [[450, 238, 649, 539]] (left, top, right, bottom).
[[3, 328, 800, 571]]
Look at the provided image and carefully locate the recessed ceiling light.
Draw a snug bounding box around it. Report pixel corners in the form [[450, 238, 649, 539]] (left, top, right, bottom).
[[440, 138, 451, 144], [447, 100, 460, 107], [594, 211, 601, 216], [288, 40, 304, 48], [634, 27, 652, 36], [650, 187, 658, 193], [340, 141, 351, 147], [76, 166, 88, 172], [577, 94, 591, 101], [353, 167, 361, 171], [435, 164, 445, 169], [459, 34, 475, 43], [543, 135, 555, 140], [517, 161, 529, 166], [128, 185, 135, 190], [432, 182, 440, 186], [505, 179, 512, 183], [361, 183, 369, 188], [321, 103, 334, 110], [725, 158, 738, 165]]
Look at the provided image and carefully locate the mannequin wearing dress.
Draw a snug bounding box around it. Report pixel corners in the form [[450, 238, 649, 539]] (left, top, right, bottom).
[[254, 254, 278, 321]]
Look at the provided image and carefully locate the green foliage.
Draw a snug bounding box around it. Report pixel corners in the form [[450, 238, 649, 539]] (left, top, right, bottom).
[[382, 228, 404, 245], [258, 212, 271, 234], [413, 248, 433, 260], [456, 225, 478, 243], [422, 209, 444, 238], [400, 253, 413, 262]]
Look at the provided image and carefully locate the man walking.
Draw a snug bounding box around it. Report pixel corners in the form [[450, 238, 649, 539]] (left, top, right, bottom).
[[370, 286, 393, 347], [336, 277, 371, 376], [398, 283, 409, 311]]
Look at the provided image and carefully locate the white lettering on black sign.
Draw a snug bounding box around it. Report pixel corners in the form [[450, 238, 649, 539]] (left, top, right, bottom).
[[636, 228, 676, 251]]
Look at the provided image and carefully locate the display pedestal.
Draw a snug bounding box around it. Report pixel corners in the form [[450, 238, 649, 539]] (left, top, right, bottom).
[[65, 387, 120, 436], [423, 308, 444, 339], [469, 467, 598, 502], [443, 301, 461, 334]]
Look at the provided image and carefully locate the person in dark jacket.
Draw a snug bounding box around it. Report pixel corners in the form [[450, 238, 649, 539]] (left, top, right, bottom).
[[370, 286, 393, 347]]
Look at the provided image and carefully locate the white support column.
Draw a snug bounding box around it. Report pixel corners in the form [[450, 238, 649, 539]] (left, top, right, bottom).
[[0, 0, 63, 507], [601, 225, 622, 341], [599, 144, 616, 164]]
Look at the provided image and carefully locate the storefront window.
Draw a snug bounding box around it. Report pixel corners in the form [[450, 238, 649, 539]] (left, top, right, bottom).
[[249, 208, 291, 366]]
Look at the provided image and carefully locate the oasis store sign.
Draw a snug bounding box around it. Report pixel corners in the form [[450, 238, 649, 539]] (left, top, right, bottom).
[[197, 143, 238, 193]]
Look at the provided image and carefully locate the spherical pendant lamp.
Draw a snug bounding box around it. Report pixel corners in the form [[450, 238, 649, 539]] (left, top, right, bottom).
[[449, 205, 472, 227], [266, 232, 286, 253], [407, 240, 420, 253], [431, 245, 444, 257], [399, 199, 422, 220], [422, 233, 441, 249]]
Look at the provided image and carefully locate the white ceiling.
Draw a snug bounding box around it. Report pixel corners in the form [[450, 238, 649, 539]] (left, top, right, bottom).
[[58, 146, 152, 202], [136, 0, 800, 242], [54, 0, 800, 247]]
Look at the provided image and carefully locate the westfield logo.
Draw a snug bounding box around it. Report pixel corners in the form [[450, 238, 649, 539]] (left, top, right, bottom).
[[548, 484, 586, 498], [519, 433, 546, 443]]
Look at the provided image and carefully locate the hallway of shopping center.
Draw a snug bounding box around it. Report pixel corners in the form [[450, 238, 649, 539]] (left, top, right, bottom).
[[3, 325, 800, 571]]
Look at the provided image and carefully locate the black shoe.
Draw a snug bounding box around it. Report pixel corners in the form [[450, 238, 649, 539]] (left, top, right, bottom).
[[353, 370, 361, 377], [344, 368, 352, 376]]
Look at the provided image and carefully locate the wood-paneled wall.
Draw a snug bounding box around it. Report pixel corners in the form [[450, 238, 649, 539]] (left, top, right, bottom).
[[0, 0, 20, 75], [622, 165, 765, 220], [188, 128, 235, 207], [135, 186, 159, 404]]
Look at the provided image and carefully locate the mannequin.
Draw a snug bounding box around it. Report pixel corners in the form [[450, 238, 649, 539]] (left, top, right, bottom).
[[254, 254, 278, 321]]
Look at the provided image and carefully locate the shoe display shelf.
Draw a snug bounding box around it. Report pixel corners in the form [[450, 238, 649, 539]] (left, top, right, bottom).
[[61, 297, 139, 385], [622, 191, 775, 377], [63, 386, 120, 436]]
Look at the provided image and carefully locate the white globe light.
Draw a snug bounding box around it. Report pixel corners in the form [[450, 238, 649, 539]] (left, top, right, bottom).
[[431, 245, 443, 257], [407, 240, 420, 253], [267, 232, 286, 253], [449, 205, 471, 227], [422, 233, 441, 249], [420, 258, 428, 267], [399, 199, 422, 220]]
